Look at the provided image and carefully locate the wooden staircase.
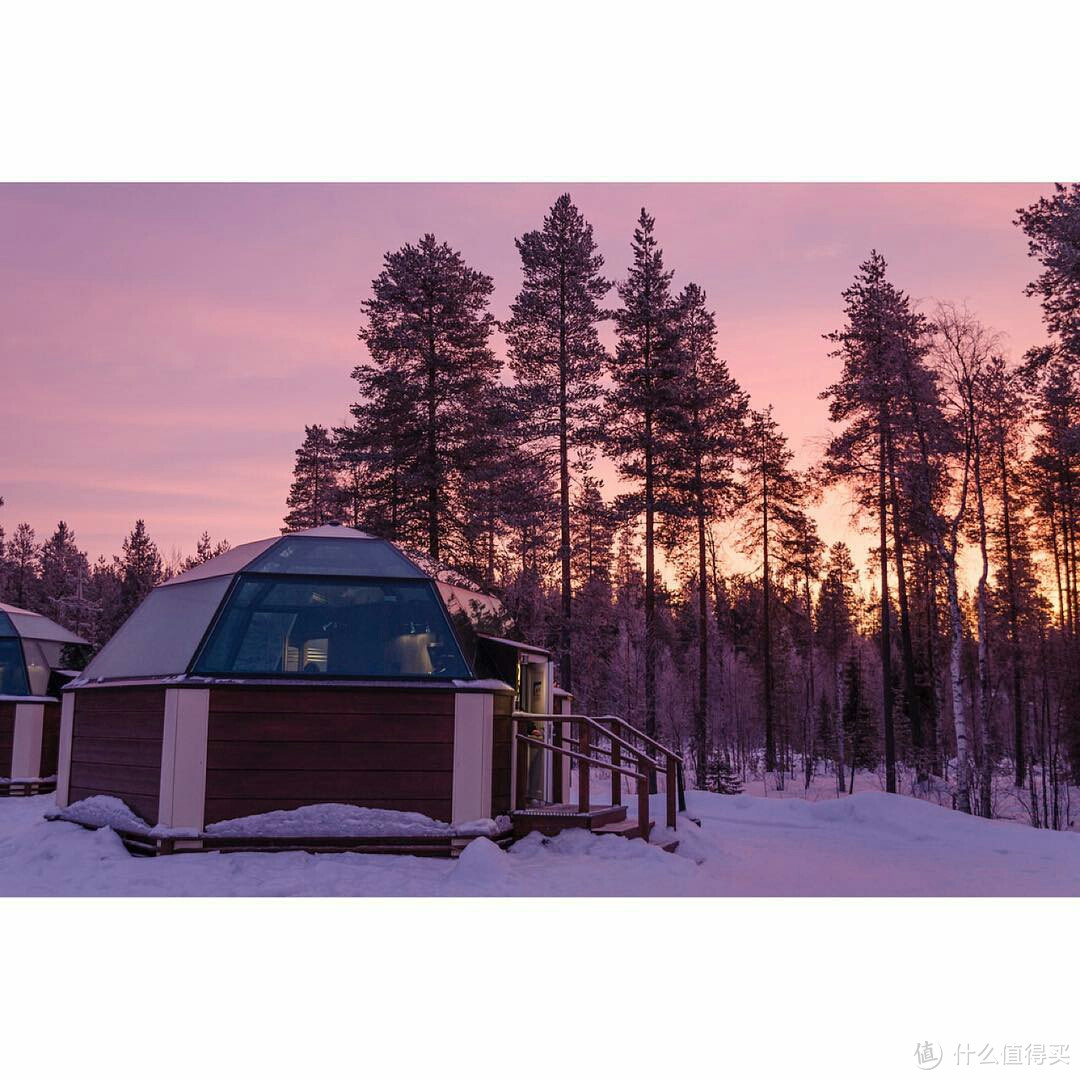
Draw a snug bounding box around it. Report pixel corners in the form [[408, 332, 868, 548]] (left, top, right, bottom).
[[510, 802, 652, 840], [509, 711, 684, 852]]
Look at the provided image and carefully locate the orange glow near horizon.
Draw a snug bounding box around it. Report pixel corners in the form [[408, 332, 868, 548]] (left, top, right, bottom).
[[0, 183, 1053, 586]]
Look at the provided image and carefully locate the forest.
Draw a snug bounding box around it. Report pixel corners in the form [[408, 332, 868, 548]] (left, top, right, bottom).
[[3, 184, 1079, 831]]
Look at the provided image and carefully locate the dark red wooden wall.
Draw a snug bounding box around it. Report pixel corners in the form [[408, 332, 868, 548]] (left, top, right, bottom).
[[40, 702, 61, 778], [68, 688, 166, 824], [0, 701, 14, 776], [203, 686, 457, 826], [491, 690, 514, 816]]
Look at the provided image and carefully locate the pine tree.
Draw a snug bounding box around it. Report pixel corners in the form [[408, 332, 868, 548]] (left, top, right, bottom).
[[662, 282, 747, 782], [115, 520, 163, 624], [85, 555, 122, 647], [816, 542, 859, 793], [982, 356, 1034, 786], [568, 458, 619, 714], [842, 656, 878, 785], [38, 522, 89, 626], [703, 748, 744, 794], [356, 234, 499, 562], [605, 209, 680, 760], [504, 194, 611, 695], [1016, 183, 1080, 362], [739, 407, 803, 773], [570, 457, 618, 589], [821, 252, 936, 796], [455, 385, 530, 591], [183, 531, 231, 570], [3, 523, 40, 608], [283, 424, 343, 532], [336, 364, 424, 542]]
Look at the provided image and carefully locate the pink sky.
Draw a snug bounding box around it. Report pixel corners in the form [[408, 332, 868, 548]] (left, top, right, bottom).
[[0, 183, 1053, 573]]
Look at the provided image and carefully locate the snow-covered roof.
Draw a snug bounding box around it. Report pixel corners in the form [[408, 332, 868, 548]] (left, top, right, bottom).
[[437, 581, 503, 619], [0, 602, 87, 645], [476, 633, 551, 658]]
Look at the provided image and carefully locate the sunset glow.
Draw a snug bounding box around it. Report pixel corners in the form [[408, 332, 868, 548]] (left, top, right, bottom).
[[0, 183, 1052, 563]]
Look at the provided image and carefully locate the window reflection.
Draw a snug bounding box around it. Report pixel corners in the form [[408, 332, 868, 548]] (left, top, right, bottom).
[[193, 575, 471, 679], [21, 640, 53, 696], [0, 638, 29, 696]]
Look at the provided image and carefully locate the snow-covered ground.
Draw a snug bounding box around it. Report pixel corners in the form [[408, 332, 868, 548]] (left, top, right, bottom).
[[2, 786, 1078, 896]]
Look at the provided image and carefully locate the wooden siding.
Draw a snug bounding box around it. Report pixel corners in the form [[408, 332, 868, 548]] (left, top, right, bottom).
[[68, 688, 166, 825], [490, 690, 514, 816], [204, 686, 457, 825], [0, 702, 14, 776], [39, 702, 61, 778]]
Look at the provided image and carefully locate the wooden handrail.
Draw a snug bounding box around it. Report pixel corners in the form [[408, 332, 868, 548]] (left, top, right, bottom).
[[592, 715, 685, 765], [514, 712, 665, 771], [553, 733, 661, 774], [515, 734, 646, 782], [512, 708, 684, 833]]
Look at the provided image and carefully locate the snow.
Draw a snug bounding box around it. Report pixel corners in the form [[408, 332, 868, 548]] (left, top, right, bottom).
[[51, 797, 510, 840], [205, 804, 510, 838], [3, 784, 1079, 896]]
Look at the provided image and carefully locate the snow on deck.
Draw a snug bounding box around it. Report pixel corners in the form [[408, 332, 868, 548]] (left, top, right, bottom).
[[2, 786, 1079, 896]]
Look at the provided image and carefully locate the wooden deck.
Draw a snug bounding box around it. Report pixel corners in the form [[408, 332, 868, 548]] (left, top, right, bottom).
[[0, 779, 57, 797], [45, 810, 514, 858]]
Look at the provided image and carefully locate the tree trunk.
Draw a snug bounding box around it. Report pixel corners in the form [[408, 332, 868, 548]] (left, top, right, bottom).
[[834, 659, 846, 796], [803, 567, 815, 790], [886, 428, 924, 773], [997, 436, 1025, 786], [944, 553, 972, 814], [973, 428, 994, 818], [695, 478, 709, 785], [762, 432, 776, 774], [644, 408, 658, 793], [878, 407, 896, 793], [557, 278, 573, 696], [426, 331, 440, 560]]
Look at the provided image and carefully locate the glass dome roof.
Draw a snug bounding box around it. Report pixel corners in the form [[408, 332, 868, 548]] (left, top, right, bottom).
[[73, 526, 472, 685], [0, 602, 89, 698]]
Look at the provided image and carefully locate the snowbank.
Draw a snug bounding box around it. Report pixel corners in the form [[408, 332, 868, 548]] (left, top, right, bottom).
[[205, 804, 509, 839], [51, 796, 511, 841], [4, 787, 1078, 896], [50, 795, 156, 834]]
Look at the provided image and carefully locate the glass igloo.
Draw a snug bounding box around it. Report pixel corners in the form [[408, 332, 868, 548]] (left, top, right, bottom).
[[75, 524, 472, 686], [0, 602, 88, 699]]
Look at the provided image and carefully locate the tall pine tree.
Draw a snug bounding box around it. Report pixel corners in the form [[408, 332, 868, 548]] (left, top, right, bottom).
[[663, 282, 747, 780], [504, 194, 611, 695], [356, 234, 499, 562], [739, 407, 803, 773], [606, 209, 680, 757], [821, 252, 935, 795]]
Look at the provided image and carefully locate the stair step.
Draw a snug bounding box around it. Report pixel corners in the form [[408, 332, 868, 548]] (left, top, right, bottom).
[[591, 819, 654, 841], [510, 803, 627, 838]]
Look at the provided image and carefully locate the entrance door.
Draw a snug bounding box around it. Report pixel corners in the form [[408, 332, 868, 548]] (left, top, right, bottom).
[[519, 660, 550, 805]]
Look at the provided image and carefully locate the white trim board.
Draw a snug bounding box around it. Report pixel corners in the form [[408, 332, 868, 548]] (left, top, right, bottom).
[[10, 703, 45, 780], [451, 692, 493, 825], [158, 688, 210, 830]]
